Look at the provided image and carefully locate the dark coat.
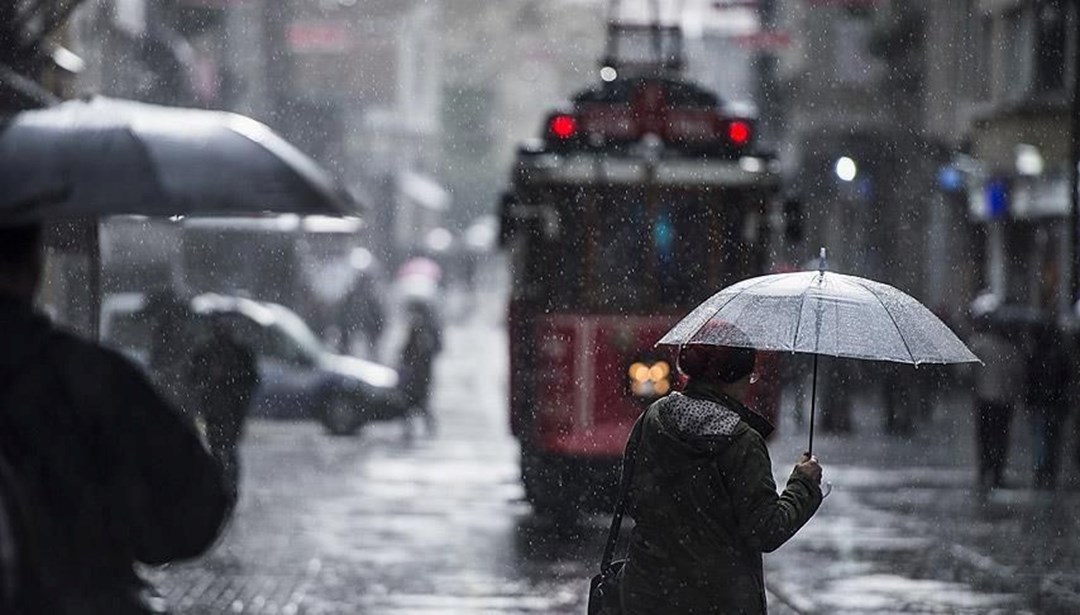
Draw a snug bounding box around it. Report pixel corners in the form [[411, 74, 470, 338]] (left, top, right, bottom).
[[0, 296, 232, 614], [1024, 321, 1071, 408], [399, 312, 442, 407], [621, 383, 822, 615], [189, 331, 259, 496], [189, 332, 258, 445]]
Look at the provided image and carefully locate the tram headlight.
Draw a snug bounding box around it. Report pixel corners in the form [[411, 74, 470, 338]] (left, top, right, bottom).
[[628, 360, 672, 399]]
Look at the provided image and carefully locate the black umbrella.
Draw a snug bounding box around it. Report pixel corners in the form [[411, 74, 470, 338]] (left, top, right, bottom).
[[0, 96, 360, 222]]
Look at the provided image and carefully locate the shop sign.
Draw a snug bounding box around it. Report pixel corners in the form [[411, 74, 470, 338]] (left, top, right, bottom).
[[1011, 174, 1069, 218], [287, 21, 351, 54], [969, 177, 1009, 222]]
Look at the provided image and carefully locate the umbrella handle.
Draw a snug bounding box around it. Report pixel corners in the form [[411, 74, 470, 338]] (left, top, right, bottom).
[[808, 353, 819, 456]]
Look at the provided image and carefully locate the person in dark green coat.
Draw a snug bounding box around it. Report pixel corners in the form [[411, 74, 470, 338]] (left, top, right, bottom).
[[620, 341, 823, 614]]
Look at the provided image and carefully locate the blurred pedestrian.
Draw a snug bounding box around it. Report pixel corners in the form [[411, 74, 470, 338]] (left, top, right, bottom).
[[339, 272, 385, 358], [143, 287, 197, 414], [398, 300, 442, 436], [188, 317, 259, 499], [0, 223, 232, 613], [967, 314, 1020, 490], [1024, 319, 1072, 490], [619, 334, 823, 614]]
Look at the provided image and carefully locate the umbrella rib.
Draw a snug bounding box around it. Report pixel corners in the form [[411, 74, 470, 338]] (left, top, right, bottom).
[[850, 278, 916, 364], [122, 123, 177, 212], [790, 273, 818, 353]]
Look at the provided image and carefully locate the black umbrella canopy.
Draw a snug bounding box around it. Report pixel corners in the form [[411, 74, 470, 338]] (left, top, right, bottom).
[[0, 96, 362, 223]]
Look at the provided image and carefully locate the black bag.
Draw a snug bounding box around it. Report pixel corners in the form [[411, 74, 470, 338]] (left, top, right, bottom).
[[588, 559, 626, 615], [588, 416, 644, 615]]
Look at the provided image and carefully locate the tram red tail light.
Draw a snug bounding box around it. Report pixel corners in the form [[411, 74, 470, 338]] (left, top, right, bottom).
[[549, 114, 579, 140], [727, 120, 752, 147]]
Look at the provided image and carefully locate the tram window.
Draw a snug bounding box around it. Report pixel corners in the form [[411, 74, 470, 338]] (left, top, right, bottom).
[[656, 193, 711, 307], [554, 196, 586, 310], [593, 193, 649, 312], [519, 188, 740, 313], [525, 193, 585, 311]]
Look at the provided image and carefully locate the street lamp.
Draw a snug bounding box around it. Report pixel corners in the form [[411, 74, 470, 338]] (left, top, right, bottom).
[[835, 156, 858, 182], [1015, 143, 1045, 177]]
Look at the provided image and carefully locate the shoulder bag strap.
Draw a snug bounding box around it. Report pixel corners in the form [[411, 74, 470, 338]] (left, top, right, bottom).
[[599, 412, 645, 571]]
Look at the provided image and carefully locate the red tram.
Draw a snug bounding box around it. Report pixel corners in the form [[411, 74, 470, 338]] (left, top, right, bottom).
[[499, 22, 782, 516]]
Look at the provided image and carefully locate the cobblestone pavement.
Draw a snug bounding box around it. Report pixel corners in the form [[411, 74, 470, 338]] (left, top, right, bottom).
[[152, 289, 1079, 614], [764, 383, 1080, 614], [152, 297, 605, 614]]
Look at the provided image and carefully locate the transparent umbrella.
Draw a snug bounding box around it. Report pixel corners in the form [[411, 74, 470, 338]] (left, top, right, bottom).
[[657, 249, 980, 453]]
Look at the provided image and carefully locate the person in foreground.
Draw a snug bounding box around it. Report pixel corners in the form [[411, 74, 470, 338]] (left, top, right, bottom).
[[0, 223, 233, 613], [620, 341, 823, 614]]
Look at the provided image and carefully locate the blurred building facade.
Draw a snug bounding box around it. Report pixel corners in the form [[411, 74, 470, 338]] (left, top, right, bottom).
[[72, 0, 440, 268], [926, 0, 1077, 320], [437, 0, 605, 241], [773, 2, 924, 292], [72, 0, 617, 271], [1, 1, 104, 337], [767, 0, 1079, 326]]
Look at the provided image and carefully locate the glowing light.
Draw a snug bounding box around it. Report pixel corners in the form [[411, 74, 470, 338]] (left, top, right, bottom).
[[425, 227, 453, 252], [600, 66, 618, 82], [739, 157, 764, 173], [728, 120, 752, 146], [835, 156, 857, 182], [1015, 144, 1044, 176], [631, 364, 651, 383], [550, 114, 578, 139], [649, 362, 670, 381], [655, 380, 670, 395], [349, 247, 374, 271]]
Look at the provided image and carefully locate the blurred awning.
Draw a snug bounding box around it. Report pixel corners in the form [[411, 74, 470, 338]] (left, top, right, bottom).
[[0, 63, 60, 109], [398, 170, 450, 211]]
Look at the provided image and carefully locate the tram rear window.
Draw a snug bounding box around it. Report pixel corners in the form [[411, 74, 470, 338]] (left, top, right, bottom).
[[522, 187, 754, 313]]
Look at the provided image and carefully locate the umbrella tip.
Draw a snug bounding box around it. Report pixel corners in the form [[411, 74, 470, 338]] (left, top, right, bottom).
[[818, 247, 827, 276]]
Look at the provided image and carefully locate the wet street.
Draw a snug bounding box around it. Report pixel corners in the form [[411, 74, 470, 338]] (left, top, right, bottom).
[[154, 289, 1080, 614], [152, 291, 605, 614]]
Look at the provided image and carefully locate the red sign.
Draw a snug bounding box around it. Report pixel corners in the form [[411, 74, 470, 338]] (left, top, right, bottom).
[[287, 22, 351, 54], [176, 0, 246, 5], [806, 0, 884, 6], [734, 31, 793, 50]]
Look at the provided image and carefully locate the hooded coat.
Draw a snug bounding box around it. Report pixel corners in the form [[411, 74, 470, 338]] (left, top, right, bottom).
[[0, 296, 232, 613], [620, 382, 822, 614]]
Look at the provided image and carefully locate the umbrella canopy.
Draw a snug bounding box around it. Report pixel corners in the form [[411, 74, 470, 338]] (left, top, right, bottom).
[[0, 96, 360, 222], [657, 269, 979, 366]]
